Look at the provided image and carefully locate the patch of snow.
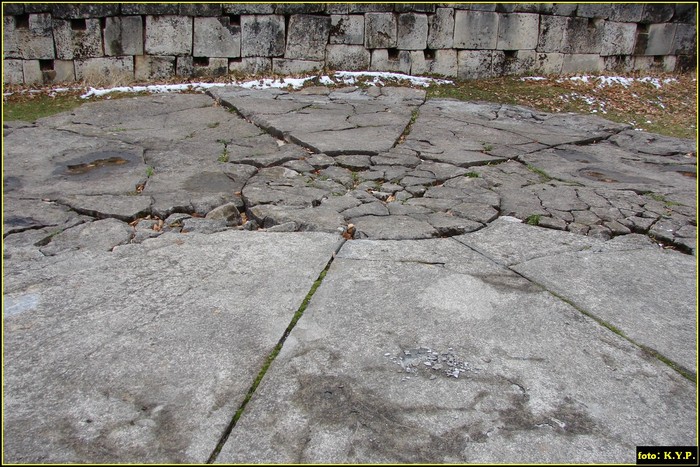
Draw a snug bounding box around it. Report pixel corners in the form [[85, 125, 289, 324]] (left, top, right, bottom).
[[520, 76, 547, 81]]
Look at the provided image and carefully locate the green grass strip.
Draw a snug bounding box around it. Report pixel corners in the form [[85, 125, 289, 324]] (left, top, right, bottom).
[[206, 257, 334, 463]]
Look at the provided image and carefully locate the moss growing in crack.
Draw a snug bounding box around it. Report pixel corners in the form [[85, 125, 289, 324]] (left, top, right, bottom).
[[526, 164, 553, 182], [482, 142, 494, 152], [217, 139, 230, 163], [465, 171, 480, 178], [145, 166, 154, 178], [525, 214, 541, 225]]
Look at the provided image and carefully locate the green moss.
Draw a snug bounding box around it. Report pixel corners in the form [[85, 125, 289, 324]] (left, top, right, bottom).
[[525, 214, 541, 226]]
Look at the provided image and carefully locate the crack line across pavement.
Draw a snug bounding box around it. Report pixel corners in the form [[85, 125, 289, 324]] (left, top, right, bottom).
[[206, 238, 346, 463]]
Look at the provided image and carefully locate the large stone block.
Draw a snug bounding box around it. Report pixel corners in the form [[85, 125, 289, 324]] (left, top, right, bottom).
[[348, 4, 394, 13], [602, 54, 635, 72], [326, 4, 350, 14], [537, 14, 567, 53], [609, 4, 644, 22], [145, 15, 193, 56], [645, 23, 677, 55], [22, 59, 41, 84], [51, 4, 120, 18], [178, 56, 228, 77], [74, 56, 134, 84], [272, 58, 323, 74], [496, 13, 539, 50], [3, 59, 24, 84], [179, 4, 222, 16], [223, 4, 275, 14], [561, 53, 603, 73], [457, 50, 493, 79], [673, 24, 696, 55], [53, 18, 103, 60], [493, 49, 536, 75], [135, 55, 176, 80], [600, 22, 637, 56], [565, 17, 603, 54], [370, 48, 411, 74], [54, 59, 75, 82], [17, 13, 54, 59], [451, 4, 497, 12], [325, 44, 371, 70], [576, 5, 611, 19], [121, 4, 179, 15], [394, 4, 437, 13], [641, 4, 675, 23], [274, 4, 325, 14], [364, 13, 397, 48], [534, 52, 564, 74], [3, 4, 24, 15], [194, 17, 241, 58], [23, 4, 52, 13], [632, 55, 675, 72], [104, 16, 144, 56], [330, 15, 364, 45], [673, 4, 696, 24], [427, 8, 454, 49], [228, 56, 272, 74], [409, 49, 457, 77], [454, 10, 498, 49], [397, 13, 428, 50], [286, 15, 331, 60], [3, 16, 21, 58], [551, 4, 577, 16], [241, 15, 285, 57]]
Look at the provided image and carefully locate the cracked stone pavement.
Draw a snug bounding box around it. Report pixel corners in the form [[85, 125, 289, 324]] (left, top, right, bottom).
[[2, 86, 697, 463]]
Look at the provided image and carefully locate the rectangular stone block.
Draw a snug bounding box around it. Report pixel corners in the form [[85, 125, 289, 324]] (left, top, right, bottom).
[[427, 8, 454, 49], [325, 44, 371, 70], [577, 5, 611, 19], [326, 4, 350, 15], [145, 15, 192, 56], [104, 16, 144, 56], [450, 4, 497, 12], [609, 4, 644, 22], [561, 53, 603, 74], [364, 12, 397, 48], [348, 4, 394, 13], [17, 13, 54, 59], [121, 4, 179, 15], [54, 59, 75, 81], [3, 4, 24, 15], [194, 17, 241, 58], [395, 4, 437, 13], [23, 4, 52, 13], [673, 4, 696, 24], [454, 10, 498, 49], [493, 49, 536, 75], [51, 4, 120, 19], [22, 59, 41, 84], [551, 4, 577, 16], [457, 50, 494, 79], [397, 13, 428, 50], [645, 23, 677, 55], [53, 18, 103, 59], [409, 49, 457, 77], [135, 55, 175, 80], [641, 4, 674, 23], [496, 13, 539, 50], [370, 49, 411, 74], [241, 15, 285, 57], [534, 52, 564, 74], [602, 55, 635, 72], [228, 56, 272, 75], [286, 15, 331, 60], [3, 16, 20, 58], [223, 4, 275, 15], [179, 4, 222, 16], [274, 4, 325, 14], [673, 24, 696, 55], [565, 17, 603, 54], [537, 15, 567, 53], [3, 59, 24, 84], [272, 58, 323, 74], [330, 15, 364, 45], [600, 22, 637, 56], [187, 57, 229, 77], [74, 56, 134, 84]]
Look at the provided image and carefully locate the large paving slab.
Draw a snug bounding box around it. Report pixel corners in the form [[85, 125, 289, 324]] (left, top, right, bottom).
[[215, 238, 696, 463], [3, 230, 340, 463]]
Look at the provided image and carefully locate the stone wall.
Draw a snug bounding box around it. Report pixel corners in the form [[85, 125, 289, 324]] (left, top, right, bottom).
[[2, 3, 696, 85]]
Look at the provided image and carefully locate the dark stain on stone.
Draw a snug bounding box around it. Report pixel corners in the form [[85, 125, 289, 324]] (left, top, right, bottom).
[[67, 157, 128, 174], [581, 170, 619, 183]]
